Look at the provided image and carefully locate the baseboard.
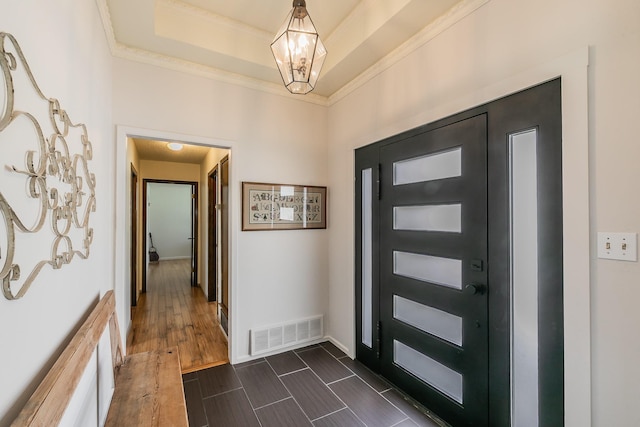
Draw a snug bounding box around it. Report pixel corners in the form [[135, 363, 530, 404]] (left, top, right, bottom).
[[233, 337, 328, 365], [324, 335, 353, 359]]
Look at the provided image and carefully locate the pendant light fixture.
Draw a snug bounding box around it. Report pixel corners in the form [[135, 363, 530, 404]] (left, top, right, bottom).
[[271, 0, 327, 95]]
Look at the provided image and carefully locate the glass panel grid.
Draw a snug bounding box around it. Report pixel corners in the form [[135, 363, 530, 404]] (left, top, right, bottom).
[[394, 295, 463, 346], [393, 147, 462, 186], [394, 340, 463, 404], [393, 251, 462, 290], [394, 204, 462, 232]]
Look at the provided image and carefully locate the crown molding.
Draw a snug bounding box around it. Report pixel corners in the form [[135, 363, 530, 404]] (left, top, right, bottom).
[[96, 0, 118, 53], [114, 42, 330, 106]]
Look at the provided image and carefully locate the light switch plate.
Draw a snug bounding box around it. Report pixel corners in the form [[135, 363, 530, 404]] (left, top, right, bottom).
[[597, 232, 637, 261]]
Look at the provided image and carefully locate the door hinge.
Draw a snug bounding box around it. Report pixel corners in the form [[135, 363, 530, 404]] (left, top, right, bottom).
[[376, 321, 382, 358], [376, 164, 381, 200]]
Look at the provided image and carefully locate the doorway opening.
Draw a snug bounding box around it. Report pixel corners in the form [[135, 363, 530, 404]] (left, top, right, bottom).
[[123, 134, 232, 371], [143, 180, 198, 291]]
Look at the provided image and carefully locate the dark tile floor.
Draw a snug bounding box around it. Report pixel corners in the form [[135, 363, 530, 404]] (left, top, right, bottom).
[[182, 341, 445, 427]]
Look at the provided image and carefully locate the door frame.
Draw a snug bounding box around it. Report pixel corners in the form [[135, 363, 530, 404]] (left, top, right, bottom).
[[142, 179, 199, 293], [355, 80, 564, 426], [207, 166, 218, 302], [130, 164, 139, 308], [219, 155, 230, 334], [350, 49, 590, 425]]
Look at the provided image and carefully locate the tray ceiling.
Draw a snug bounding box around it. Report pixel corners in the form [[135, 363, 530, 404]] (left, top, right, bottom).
[[101, 0, 485, 101]]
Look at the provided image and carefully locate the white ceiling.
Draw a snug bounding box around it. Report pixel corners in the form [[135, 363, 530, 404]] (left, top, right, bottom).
[[101, 0, 478, 100], [132, 138, 217, 163]]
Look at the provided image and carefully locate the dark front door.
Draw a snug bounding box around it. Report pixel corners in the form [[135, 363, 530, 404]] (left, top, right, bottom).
[[379, 115, 488, 426], [355, 79, 563, 427]]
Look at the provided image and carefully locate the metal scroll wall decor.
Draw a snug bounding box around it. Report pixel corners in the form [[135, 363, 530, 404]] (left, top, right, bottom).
[[0, 32, 96, 300]]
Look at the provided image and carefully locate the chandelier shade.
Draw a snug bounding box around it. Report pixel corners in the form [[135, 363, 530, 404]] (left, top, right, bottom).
[[271, 0, 326, 94]]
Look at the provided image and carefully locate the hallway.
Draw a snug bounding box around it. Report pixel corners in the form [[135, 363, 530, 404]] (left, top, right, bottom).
[[127, 259, 229, 373]]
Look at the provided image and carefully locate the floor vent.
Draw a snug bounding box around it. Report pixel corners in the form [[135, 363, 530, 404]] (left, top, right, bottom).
[[251, 315, 323, 356]]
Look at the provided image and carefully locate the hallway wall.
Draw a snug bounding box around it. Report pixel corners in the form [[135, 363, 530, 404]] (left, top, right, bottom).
[[0, 1, 114, 424], [327, 0, 640, 426], [112, 59, 329, 364]]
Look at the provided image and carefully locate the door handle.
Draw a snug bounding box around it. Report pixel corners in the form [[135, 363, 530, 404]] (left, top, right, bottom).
[[464, 283, 486, 295]]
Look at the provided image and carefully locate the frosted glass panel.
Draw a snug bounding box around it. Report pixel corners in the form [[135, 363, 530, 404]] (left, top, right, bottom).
[[394, 251, 462, 290], [509, 129, 539, 427], [361, 168, 373, 348], [393, 147, 461, 185], [394, 340, 463, 404], [394, 204, 461, 232], [394, 295, 462, 346]]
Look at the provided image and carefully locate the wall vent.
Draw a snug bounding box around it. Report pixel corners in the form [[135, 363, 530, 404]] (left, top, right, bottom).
[[251, 315, 323, 356]]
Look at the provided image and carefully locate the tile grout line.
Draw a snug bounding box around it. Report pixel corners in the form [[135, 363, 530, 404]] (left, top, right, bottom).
[[232, 363, 266, 426], [201, 385, 244, 401], [309, 407, 359, 423], [380, 388, 441, 427], [191, 375, 211, 427], [389, 417, 412, 427], [277, 366, 309, 377], [303, 360, 370, 426], [325, 373, 356, 386], [264, 356, 315, 425], [187, 344, 442, 427], [252, 395, 294, 411]]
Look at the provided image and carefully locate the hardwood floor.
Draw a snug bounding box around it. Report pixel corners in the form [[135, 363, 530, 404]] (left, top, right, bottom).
[[127, 259, 228, 373]]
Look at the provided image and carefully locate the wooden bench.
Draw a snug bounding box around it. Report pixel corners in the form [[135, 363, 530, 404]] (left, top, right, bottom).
[[11, 290, 188, 427]]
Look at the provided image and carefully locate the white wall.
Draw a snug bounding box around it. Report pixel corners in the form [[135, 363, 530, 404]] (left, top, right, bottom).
[[147, 183, 193, 260], [327, 0, 640, 426], [0, 0, 114, 425], [112, 59, 329, 363]]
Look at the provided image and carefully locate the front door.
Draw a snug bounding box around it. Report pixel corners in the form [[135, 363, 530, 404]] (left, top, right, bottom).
[[379, 114, 488, 426], [355, 79, 563, 427]]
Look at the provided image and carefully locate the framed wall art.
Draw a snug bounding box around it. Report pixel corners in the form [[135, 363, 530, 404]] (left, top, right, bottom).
[[242, 182, 327, 231]]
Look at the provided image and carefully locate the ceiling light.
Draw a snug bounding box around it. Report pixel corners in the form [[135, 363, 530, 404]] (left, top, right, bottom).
[[271, 0, 327, 95], [167, 142, 183, 151]]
